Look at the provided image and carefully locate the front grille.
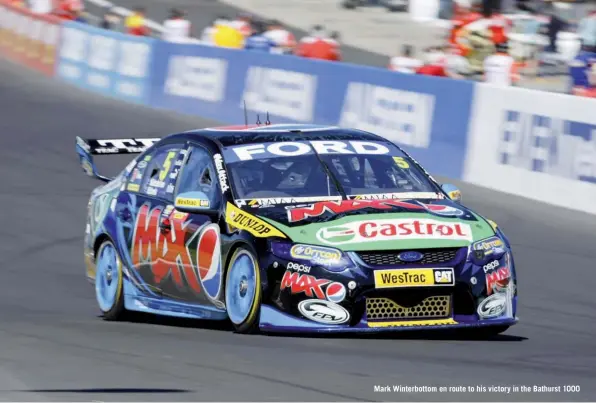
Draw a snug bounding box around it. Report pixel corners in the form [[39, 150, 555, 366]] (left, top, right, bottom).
[[453, 283, 476, 315], [357, 248, 460, 266], [366, 295, 451, 321]]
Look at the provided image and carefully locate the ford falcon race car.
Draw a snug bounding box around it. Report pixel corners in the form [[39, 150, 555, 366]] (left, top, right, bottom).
[[76, 123, 517, 335]]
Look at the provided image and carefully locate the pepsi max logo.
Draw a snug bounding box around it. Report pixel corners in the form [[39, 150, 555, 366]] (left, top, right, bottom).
[[420, 203, 464, 217], [197, 224, 222, 301], [397, 251, 424, 262], [326, 282, 346, 303]]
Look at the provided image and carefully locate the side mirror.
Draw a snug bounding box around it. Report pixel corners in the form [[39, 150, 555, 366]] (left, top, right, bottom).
[[174, 191, 219, 215], [441, 184, 462, 202]]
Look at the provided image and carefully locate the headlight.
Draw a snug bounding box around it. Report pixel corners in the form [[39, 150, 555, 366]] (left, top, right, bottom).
[[270, 241, 351, 272], [469, 236, 507, 265]]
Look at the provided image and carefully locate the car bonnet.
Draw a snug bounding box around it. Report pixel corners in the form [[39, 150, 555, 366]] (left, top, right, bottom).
[[241, 198, 496, 251]]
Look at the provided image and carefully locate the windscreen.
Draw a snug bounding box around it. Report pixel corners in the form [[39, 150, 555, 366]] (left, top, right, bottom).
[[222, 140, 441, 201]]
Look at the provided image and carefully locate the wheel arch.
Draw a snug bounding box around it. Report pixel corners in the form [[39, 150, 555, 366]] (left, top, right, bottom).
[[93, 233, 114, 258]]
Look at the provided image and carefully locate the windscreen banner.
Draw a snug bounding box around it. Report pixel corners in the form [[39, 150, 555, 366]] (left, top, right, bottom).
[[149, 42, 475, 180], [0, 1, 60, 75], [57, 21, 154, 104]]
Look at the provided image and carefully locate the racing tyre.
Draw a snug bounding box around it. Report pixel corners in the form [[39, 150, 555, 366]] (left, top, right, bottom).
[[95, 239, 126, 321], [225, 247, 262, 334]]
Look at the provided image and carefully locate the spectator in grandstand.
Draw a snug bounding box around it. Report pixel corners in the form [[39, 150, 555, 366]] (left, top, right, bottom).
[[578, 8, 596, 53], [125, 7, 150, 36], [244, 20, 276, 53], [439, 0, 454, 20], [467, 29, 495, 73], [200, 16, 227, 46], [442, 45, 472, 79], [230, 12, 254, 38], [162, 8, 192, 43], [262, 19, 296, 55], [450, 3, 483, 56], [8, 0, 25, 7], [388, 45, 424, 74], [569, 39, 596, 97], [213, 17, 244, 49], [308, 24, 328, 39], [72, 9, 87, 23], [29, 0, 52, 14], [416, 47, 449, 77], [325, 30, 341, 48], [295, 24, 341, 61], [53, 0, 83, 20], [542, 2, 567, 53], [415, 45, 471, 78], [100, 8, 120, 30], [483, 42, 520, 86]]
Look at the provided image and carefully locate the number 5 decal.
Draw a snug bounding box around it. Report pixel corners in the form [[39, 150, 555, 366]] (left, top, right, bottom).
[[393, 157, 410, 169], [159, 151, 177, 181]]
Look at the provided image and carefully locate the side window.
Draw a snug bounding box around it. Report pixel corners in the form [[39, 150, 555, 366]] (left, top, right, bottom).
[[177, 146, 221, 209], [139, 145, 182, 200]]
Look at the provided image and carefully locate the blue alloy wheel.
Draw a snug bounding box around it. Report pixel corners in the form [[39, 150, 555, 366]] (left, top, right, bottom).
[[95, 240, 125, 320], [225, 248, 261, 333]]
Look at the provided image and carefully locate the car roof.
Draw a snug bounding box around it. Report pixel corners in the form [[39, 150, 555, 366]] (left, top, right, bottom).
[[164, 124, 387, 148]]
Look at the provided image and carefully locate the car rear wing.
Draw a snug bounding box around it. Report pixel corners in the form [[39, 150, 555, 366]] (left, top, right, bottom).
[[75, 137, 160, 182]]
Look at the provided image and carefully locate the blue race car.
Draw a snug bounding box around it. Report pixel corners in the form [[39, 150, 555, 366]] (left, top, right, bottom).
[[76, 123, 517, 335]]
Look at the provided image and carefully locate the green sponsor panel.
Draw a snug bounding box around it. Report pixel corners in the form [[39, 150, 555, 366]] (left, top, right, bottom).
[[260, 212, 495, 251]]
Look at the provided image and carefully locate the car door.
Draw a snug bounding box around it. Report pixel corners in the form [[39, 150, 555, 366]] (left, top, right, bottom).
[[171, 143, 226, 308], [117, 142, 195, 301]]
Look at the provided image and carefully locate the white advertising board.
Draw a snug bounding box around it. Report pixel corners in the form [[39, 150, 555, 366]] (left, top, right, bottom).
[[464, 84, 596, 215]]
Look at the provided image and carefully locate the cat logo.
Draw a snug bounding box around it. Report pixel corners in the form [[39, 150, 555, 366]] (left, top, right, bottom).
[[434, 269, 453, 284]]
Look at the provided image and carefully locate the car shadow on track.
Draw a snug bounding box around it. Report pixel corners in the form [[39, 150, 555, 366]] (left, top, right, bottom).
[[110, 312, 235, 332], [113, 313, 527, 341], [263, 329, 528, 342]]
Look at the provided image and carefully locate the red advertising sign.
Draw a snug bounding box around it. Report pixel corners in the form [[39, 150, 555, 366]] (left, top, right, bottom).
[[0, 1, 61, 75]]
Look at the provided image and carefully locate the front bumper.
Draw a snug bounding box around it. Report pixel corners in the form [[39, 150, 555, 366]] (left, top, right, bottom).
[[262, 243, 517, 333], [259, 304, 518, 333]]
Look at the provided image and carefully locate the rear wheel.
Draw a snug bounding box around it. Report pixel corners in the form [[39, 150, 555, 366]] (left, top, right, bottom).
[[95, 240, 126, 321], [225, 247, 261, 334]]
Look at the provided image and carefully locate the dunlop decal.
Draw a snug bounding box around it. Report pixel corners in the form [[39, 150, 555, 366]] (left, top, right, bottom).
[[225, 202, 286, 238]]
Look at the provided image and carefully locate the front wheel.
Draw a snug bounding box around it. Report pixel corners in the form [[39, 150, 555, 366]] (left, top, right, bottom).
[[224, 247, 261, 334], [95, 239, 126, 321]]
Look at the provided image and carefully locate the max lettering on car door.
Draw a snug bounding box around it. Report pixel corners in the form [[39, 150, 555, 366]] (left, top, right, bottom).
[[121, 142, 224, 307]]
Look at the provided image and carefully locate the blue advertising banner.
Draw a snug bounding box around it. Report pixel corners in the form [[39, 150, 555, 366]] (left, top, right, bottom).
[[149, 42, 238, 121], [57, 21, 154, 104], [149, 43, 475, 179]]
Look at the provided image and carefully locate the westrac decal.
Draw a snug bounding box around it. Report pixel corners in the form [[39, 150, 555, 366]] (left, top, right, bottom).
[[316, 219, 473, 246]]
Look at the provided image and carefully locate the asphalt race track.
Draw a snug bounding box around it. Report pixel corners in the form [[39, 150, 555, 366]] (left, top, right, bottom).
[[1, 57, 596, 402], [83, 0, 390, 68]]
